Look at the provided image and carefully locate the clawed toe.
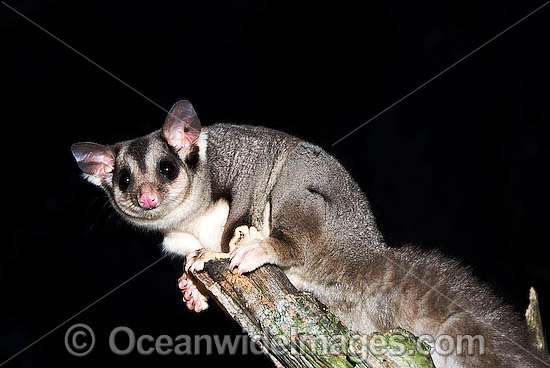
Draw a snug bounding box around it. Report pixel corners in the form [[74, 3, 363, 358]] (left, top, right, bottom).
[[185, 248, 229, 273], [185, 249, 203, 273], [177, 271, 209, 313], [229, 240, 274, 275]]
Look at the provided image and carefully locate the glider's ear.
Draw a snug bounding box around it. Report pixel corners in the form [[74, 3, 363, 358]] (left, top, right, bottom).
[[162, 100, 202, 152], [71, 142, 115, 179]]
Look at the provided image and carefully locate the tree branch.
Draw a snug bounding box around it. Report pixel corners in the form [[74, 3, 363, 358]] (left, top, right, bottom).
[[526, 287, 548, 357], [190, 259, 435, 368]]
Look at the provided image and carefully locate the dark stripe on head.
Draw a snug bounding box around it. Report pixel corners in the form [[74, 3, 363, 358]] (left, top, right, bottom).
[[127, 137, 150, 172], [185, 145, 200, 171]]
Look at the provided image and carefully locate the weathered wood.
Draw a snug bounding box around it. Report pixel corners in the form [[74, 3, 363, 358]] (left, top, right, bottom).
[[190, 259, 435, 368], [526, 287, 548, 356]]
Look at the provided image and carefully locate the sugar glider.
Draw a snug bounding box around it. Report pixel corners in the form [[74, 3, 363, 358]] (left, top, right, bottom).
[[72, 100, 547, 367]]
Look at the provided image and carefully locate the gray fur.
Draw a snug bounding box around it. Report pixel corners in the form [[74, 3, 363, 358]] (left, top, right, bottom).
[[203, 124, 547, 367], [72, 101, 548, 368]]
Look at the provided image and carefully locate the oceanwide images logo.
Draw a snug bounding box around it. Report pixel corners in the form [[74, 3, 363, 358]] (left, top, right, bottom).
[[64, 323, 486, 358], [64, 324, 265, 357]]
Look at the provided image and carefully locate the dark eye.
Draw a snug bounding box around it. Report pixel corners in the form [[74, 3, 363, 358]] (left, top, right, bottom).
[[158, 159, 179, 180], [118, 168, 131, 191]]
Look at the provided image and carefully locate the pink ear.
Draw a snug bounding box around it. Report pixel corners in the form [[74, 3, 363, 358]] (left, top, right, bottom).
[[162, 100, 202, 151], [71, 142, 115, 177]]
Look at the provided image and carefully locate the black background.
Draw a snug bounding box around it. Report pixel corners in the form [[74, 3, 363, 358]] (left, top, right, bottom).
[[2, 0, 549, 367]]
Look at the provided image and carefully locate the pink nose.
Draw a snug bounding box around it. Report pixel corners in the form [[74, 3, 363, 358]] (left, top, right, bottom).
[[138, 185, 159, 209]]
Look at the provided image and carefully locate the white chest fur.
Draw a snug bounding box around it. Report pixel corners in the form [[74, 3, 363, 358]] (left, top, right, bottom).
[[162, 199, 230, 256]]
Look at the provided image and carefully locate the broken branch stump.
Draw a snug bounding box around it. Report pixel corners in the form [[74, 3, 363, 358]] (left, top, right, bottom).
[[526, 287, 548, 357]]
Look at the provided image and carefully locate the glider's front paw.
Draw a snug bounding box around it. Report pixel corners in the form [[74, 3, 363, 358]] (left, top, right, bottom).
[[185, 248, 229, 273], [229, 239, 275, 275], [229, 225, 264, 250]]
